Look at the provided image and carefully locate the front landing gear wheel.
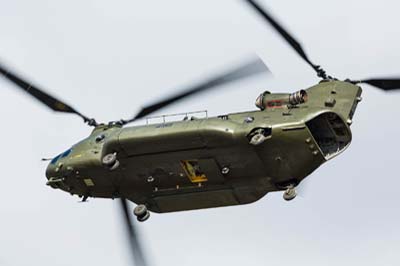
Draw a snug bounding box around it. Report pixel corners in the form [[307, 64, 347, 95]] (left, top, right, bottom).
[[102, 153, 120, 171], [283, 185, 297, 201], [134, 204, 150, 222]]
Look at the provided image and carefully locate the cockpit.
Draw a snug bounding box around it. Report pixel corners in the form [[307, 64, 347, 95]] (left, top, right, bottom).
[[50, 148, 72, 165]]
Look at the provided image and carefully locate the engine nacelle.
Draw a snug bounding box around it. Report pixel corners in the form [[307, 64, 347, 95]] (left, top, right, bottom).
[[255, 90, 308, 110]]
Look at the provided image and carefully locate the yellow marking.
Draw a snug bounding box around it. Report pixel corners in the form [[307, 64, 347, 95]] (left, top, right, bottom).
[[83, 178, 95, 187], [180, 160, 208, 183], [72, 154, 82, 159]]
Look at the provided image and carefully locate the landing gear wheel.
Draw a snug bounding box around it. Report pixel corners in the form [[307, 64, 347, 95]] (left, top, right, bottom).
[[102, 153, 120, 171], [134, 204, 150, 222], [102, 153, 117, 166], [283, 185, 297, 201], [109, 160, 120, 171]]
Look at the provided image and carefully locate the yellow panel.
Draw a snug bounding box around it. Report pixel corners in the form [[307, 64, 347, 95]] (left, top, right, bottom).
[[180, 160, 208, 183], [83, 178, 95, 187]]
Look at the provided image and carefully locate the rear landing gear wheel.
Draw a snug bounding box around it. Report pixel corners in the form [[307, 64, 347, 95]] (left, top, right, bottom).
[[283, 185, 297, 201], [134, 204, 150, 222]]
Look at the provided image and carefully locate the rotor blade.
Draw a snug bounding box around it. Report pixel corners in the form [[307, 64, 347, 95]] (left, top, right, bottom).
[[0, 61, 97, 126], [122, 56, 270, 124], [360, 78, 400, 91], [245, 0, 329, 79], [119, 198, 147, 266]]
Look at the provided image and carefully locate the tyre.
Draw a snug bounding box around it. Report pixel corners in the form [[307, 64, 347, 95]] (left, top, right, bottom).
[[137, 212, 150, 222], [102, 153, 117, 166], [109, 160, 120, 171], [134, 204, 147, 217], [283, 188, 297, 201], [134, 204, 150, 222]]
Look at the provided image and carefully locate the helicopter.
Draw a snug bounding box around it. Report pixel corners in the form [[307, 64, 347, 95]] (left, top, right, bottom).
[[1, 1, 400, 266]]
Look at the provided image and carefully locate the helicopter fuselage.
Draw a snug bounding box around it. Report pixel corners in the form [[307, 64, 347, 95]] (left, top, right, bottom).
[[46, 80, 362, 213]]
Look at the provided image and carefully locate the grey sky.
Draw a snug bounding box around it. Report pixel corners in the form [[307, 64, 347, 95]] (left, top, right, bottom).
[[1, 0, 400, 265]]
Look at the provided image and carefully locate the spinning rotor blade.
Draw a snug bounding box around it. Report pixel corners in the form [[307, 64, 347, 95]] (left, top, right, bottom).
[[359, 78, 400, 91], [122, 56, 270, 124], [119, 198, 147, 266], [245, 0, 330, 80], [0, 62, 97, 126]]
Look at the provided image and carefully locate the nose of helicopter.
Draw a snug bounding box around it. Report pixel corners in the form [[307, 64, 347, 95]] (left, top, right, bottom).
[[45, 158, 64, 187], [45, 163, 61, 189], [45, 149, 72, 188], [45, 160, 56, 180]]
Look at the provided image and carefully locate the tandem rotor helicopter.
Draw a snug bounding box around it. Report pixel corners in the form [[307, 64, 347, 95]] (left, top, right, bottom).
[[1, 1, 400, 265]]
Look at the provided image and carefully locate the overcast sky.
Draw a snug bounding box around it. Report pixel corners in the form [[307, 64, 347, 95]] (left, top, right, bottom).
[[1, 0, 400, 265]]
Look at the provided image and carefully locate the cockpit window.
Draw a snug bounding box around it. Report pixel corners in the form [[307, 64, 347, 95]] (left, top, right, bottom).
[[61, 149, 72, 158], [50, 154, 62, 164], [50, 149, 72, 164]]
